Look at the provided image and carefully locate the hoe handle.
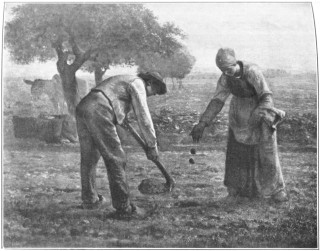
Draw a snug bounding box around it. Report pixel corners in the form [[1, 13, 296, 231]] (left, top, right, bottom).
[[122, 122, 175, 188]]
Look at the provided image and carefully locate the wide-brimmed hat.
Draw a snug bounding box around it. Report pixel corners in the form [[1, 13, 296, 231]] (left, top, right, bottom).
[[138, 71, 167, 95]]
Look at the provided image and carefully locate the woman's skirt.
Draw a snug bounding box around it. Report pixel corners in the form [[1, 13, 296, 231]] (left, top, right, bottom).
[[224, 128, 258, 197], [224, 125, 285, 198]]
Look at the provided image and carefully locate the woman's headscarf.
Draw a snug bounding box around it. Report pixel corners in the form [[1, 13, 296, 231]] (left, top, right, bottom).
[[215, 48, 237, 71]]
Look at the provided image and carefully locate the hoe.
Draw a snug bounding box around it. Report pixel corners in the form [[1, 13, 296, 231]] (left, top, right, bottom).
[[122, 121, 175, 195]]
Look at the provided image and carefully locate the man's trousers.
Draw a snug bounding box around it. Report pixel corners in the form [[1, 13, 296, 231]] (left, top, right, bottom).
[[76, 91, 131, 210]]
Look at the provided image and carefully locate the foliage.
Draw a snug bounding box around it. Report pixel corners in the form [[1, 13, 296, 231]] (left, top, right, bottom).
[[167, 48, 196, 79], [136, 46, 196, 79], [135, 52, 170, 77], [5, 4, 185, 71], [5, 4, 186, 110]]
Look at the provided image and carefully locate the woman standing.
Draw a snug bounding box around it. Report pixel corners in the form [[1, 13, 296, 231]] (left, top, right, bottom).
[[190, 48, 287, 202]]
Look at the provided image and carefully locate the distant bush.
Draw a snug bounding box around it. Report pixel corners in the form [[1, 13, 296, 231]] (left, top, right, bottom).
[[185, 73, 219, 80], [293, 72, 317, 83], [263, 69, 290, 78]]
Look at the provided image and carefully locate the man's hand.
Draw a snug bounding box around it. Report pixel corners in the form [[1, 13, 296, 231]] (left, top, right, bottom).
[[146, 146, 159, 161], [190, 122, 207, 143]]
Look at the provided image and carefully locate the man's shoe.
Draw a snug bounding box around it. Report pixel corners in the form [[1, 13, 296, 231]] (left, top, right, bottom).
[[81, 194, 106, 210], [130, 204, 146, 217], [272, 190, 288, 203], [107, 203, 146, 220], [227, 187, 239, 197]]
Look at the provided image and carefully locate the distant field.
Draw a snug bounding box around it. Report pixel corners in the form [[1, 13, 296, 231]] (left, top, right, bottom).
[[2, 73, 317, 146], [148, 73, 317, 115], [3, 72, 317, 115]]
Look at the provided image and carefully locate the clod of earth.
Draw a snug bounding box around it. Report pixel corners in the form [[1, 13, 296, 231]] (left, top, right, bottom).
[[70, 228, 81, 237], [138, 178, 170, 195], [189, 158, 195, 164], [175, 200, 201, 208], [190, 148, 196, 154]]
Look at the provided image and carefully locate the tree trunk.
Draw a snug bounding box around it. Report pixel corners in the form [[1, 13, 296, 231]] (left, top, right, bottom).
[[56, 58, 79, 116], [94, 68, 104, 85], [178, 79, 184, 90], [94, 66, 107, 86], [171, 78, 176, 90], [55, 41, 90, 117], [53, 39, 94, 142], [55, 62, 81, 142], [59, 71, 80, 117]]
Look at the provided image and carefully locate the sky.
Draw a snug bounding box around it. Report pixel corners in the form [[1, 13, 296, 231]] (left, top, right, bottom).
[[2, 2, 318, 77], [145, 2, 317, 73]]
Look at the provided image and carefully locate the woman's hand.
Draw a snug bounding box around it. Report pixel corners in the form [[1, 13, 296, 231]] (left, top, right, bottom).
[[190, 122, 207, 143]]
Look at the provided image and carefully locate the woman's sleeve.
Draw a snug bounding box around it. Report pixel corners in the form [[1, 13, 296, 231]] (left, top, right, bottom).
[[212, 74, 231, 102], [199, 75, 231, 125], [247, 65, 280, 128], [246, 65, 273, 107]]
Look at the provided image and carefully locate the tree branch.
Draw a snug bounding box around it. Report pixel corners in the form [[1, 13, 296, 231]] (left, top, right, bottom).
[[64, 25, 99, 72], [53, 40, 69, 74], [71, 47, 99, 71], [53, 40, 64, 57], [102, 66, 108, 74], [63, 24, 82, 57], [68, 34, 83, 58]]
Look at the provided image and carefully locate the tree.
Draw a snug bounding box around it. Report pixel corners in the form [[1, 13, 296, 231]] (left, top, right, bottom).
[[135, 52, 170, 79], [170, 48, 196, 79], [137, 47, 196, 89], [5, 4, 185, 115], [168, 48, 196, 89]]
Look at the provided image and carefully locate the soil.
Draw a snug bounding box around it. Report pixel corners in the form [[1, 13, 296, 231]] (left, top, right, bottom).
[[2, 74, 317, 248], [2, 139, 317, 248]]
